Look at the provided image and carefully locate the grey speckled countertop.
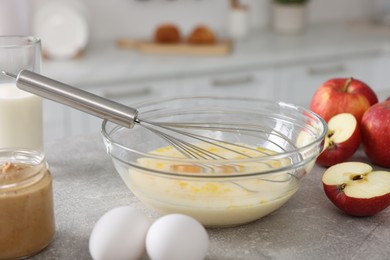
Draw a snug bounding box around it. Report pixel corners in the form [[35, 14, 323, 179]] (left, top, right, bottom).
[[31, 134, 390, 260]]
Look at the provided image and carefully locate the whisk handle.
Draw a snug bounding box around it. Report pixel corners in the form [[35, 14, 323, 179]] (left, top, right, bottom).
[[9, 69, 138, 128]]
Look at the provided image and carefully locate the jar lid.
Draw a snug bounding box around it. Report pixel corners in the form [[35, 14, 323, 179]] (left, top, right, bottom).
[[0, 149, 47, 190]]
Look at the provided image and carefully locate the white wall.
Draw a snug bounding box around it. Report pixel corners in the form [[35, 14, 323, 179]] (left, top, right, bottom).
[[307, 0, 373, 24], [32, 0, 375, 42]]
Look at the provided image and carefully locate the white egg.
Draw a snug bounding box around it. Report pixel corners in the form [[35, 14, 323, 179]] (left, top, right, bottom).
[[146, 214, 209, 260], [89, 206, 151, 260]]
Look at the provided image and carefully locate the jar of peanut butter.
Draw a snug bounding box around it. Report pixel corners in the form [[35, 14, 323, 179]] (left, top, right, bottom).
[[0, 149, 55, 259]]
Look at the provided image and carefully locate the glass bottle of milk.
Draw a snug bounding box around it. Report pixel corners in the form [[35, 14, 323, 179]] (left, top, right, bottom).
[[0, 36, 43, 151]]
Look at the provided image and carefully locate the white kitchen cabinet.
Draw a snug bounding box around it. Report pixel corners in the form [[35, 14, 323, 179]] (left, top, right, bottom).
[[371, 54, 390, 100], [42, 55, 385, 144], [177, 67, 277, 100], [277, 55, 381, 108], [42, 68, 279, 143], [43, 100, 68, 143]]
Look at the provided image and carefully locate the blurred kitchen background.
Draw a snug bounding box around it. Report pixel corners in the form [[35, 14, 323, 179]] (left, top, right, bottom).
[[1, 0, 390, 145]]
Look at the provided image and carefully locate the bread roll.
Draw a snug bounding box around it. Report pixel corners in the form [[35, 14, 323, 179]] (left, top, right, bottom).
[[187, 25, 216, 45], [154, 24, 181, 44]]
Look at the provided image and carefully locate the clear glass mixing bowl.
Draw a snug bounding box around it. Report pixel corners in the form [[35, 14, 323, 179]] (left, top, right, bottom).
[[101, 97, 327, 227]]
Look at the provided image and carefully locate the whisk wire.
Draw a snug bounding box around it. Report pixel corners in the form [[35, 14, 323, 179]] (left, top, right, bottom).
[[139, 119, 263, 160], [138, 119, 298, 161], [140, 123, 224, 160], [159, 121, 299, 152]]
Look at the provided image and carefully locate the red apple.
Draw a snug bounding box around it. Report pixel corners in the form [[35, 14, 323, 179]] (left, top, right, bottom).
[[322, 162, 390, 216], [316, 113, 361, 167], [361, 100, 390, 167], [310, 77, 378, 123]]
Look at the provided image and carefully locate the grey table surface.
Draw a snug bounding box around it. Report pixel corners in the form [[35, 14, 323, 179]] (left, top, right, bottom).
[[31, 134, 390, 260]]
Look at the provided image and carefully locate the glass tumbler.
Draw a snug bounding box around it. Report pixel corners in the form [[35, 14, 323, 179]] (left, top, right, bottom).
[[0, 36, 43, 151]]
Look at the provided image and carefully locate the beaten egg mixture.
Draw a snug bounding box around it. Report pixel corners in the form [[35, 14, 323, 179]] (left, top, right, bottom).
[[123, 143, 299, 226]]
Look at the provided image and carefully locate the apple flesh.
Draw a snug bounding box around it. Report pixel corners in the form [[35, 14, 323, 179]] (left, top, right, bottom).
[[361, 100, 390, 167], [310, 77, 378, 123], [316, 113, 361, 167], [322, 162, 390, 217]]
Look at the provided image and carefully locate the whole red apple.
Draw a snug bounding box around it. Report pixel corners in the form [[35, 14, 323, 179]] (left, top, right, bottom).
[[322, 162, 390, 217], [310, 77, 378, 123], [316, 113, 361, 167], [361, 100, 390, 167]]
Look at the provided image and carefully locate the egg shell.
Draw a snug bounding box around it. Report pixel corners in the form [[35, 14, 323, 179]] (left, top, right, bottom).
[[146, 214, 209, 260], [89, 206, 150, 260]]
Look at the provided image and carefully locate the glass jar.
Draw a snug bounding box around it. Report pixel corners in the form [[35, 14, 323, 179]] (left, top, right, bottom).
[[0, 149, 55, 259]]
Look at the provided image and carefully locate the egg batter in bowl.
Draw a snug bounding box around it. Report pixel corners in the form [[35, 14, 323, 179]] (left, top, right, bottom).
[[112, 143, 302, 227], [102, 97, 327, 227]]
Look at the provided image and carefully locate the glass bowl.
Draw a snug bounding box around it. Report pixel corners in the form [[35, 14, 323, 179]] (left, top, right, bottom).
[[101, 97, 327, 227]]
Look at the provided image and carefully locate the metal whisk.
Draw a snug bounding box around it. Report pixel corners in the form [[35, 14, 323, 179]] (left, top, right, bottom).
[[2, 70, 292, 160]]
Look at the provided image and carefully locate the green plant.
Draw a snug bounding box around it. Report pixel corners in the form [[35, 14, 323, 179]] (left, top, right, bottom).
[[273, 0, 310, 4]]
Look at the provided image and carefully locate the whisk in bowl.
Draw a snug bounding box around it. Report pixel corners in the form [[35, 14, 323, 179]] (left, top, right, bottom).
[[2, 70, 314, 164], [101, 95, 327, 227]]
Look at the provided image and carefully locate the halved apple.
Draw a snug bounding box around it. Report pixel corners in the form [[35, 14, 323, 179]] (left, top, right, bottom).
[[322, 162, 390, 217], [316, 113, 361, 167]]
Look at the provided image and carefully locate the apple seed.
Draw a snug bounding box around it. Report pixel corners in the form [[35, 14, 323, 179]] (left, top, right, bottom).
[[326, 131, 337, 149], [352, 175, 363, 181], [338, 183, 346, 191]]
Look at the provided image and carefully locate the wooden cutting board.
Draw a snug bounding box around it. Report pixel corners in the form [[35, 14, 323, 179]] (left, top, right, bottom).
[[116, 38, 232, 56]]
